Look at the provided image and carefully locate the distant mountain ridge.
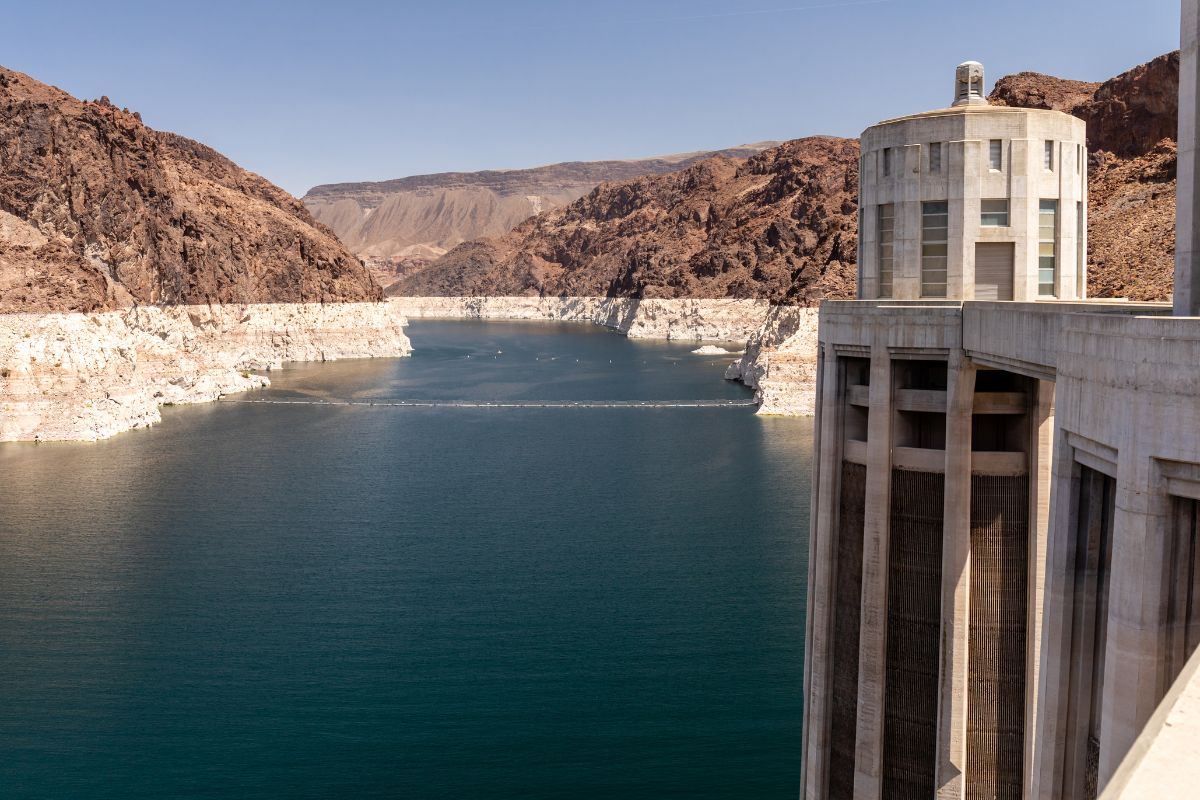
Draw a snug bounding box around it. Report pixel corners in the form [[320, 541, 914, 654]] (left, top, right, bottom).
[[388, 137, 861, 303], [301, 143, 781, 275]]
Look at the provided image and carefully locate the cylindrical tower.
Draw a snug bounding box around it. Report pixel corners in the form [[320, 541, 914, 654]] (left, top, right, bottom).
[[857, 63, 1088, 302]]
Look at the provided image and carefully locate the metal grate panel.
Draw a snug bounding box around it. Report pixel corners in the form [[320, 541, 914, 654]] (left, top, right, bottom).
[[829, 462, 867, 800], [882, 469, 945, 799], [966, 474, 1029, 800]]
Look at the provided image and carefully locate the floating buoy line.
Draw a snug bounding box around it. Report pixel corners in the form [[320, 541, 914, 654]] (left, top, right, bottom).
[[217, 398, 756, 410]]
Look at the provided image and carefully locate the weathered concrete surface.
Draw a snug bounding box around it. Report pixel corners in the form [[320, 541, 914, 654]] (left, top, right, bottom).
[[0, 302, 410, 442], [1035, 310, 1200, 796]]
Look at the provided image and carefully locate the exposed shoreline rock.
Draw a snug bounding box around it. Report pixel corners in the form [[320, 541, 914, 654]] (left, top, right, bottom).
[[0, 302, 410, 442], [389, 295, 773, 342], [724, 306, 821, 416]]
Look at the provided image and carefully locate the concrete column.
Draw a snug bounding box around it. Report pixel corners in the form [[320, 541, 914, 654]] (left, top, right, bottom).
[[894, 146, 924, 300], [1057, 143, 1079, 301], [1024, 379, 1056, 796], [958, 139, 982, 302], [1079, 153, 1089, 300], [801, 341, 844, 798], [1030, 387, 1077, 800], [1097, 444, 1171, 791], [853, 337, 894, 800], [1176, 0, 1200, 316], [860, 154, 878, 300], [936, 351, 976, 799]]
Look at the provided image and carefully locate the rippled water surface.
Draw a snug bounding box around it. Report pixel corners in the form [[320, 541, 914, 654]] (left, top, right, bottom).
[[0, 320, 813, 799]]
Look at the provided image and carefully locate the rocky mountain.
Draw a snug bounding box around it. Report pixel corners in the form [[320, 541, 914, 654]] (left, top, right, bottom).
[[393, 54, 1178, 305], [389, 137, 860, 302], [991, 51, 1179, 301], [0, 66, 380, 314], [302, 143, 780, 275]]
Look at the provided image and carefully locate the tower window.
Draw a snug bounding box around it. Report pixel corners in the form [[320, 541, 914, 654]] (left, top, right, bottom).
[[989, 140, 1003, 170], [929, 143, 942, 173], [981, 199, 1010, 227], [1039, 200, 1058, 297], [878, 204, 895, 298], [883, 148, 893, 177], [922, 201, 949, 298], [1045, 140, 1055, 170]]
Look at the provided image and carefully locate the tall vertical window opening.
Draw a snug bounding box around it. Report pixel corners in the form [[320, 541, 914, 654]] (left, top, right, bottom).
[[929, 143, 942, 173], [921, 201, 948, 297], [1165, 496, 1200, 684], [878, 204, 895, 298], [1039, 200, 1059, 297], [1064, 466, 1116, 800], [882, 148, 892, 177], [1045, 140, 1055, 170], [989, 139, 1003, 170]]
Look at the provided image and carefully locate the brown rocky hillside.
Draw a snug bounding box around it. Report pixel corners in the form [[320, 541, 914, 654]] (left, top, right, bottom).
[[390, 137, 861, 303], [992, 51, 1179, 301], [0, 66, 380, 313]]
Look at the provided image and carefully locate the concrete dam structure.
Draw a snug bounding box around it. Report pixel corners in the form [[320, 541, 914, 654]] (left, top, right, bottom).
[[798, 9, 1200, 799]]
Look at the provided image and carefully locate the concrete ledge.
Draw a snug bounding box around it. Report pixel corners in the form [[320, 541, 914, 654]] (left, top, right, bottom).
[[1101, 644, 1200, 799], [845, 439, 869, 465], [970, 451, 1028, 476], [973, 391, 1027, 414], [893, 446, 947, 473], [896, 388, 948, 413]]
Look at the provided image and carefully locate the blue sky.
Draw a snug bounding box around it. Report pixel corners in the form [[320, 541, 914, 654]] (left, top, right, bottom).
[[0, 0, 1180, 196]]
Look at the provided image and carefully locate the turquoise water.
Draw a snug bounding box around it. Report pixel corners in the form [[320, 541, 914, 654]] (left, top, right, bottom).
[[0, 320, 813, 799]]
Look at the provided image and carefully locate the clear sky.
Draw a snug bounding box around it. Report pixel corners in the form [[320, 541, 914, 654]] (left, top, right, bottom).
[[0, 0, 1181, 196]]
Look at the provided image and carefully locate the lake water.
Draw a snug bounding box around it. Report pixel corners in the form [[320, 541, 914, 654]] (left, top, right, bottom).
[[0, 320, 813, 799]]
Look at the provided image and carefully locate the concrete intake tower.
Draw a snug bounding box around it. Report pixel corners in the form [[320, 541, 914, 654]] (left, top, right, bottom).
[[799, 12, 1200, 799]]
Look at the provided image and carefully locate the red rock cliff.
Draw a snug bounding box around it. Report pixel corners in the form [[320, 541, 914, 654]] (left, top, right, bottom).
[[0, 66, 381, 313]]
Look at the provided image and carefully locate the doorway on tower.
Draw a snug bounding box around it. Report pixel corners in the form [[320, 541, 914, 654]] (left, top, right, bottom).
[[975, 242, 1015, 301]]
